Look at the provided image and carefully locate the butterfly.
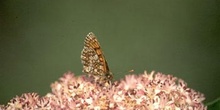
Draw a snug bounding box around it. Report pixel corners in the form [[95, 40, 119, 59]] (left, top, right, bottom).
[[81, 32, 113, 86]]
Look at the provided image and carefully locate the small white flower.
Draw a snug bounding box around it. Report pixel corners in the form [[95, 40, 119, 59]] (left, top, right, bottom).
[[85, 97, 93, 104]]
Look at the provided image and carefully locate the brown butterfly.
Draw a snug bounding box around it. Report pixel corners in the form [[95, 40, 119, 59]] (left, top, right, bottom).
[[81, 32, 113, 86]]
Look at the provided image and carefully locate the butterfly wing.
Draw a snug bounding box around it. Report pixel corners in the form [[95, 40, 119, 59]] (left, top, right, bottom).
[[81, 32, 113, 83]]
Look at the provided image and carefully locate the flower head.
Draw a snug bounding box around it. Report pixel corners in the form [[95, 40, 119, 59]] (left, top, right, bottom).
[[1, 71, 207, 110]]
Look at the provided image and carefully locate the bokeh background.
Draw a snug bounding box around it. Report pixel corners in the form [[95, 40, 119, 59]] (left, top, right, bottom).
[[0, 0, 219, 104]]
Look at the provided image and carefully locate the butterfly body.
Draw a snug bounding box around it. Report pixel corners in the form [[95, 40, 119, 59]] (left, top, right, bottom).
[[81, 32, 113, 86]]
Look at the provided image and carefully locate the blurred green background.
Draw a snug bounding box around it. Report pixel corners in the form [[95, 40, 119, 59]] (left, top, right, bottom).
[[0, 0, 219, 105]]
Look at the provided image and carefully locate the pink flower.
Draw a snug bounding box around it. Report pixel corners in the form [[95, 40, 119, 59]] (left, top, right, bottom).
[[1, 71, 207, 110]]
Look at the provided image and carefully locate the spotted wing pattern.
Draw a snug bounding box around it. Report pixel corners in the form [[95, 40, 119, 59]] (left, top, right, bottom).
[[81, 32, 113, 85]]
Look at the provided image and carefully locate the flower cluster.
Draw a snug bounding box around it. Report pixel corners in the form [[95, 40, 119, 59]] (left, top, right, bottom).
[[1, 71, 206, 110]]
